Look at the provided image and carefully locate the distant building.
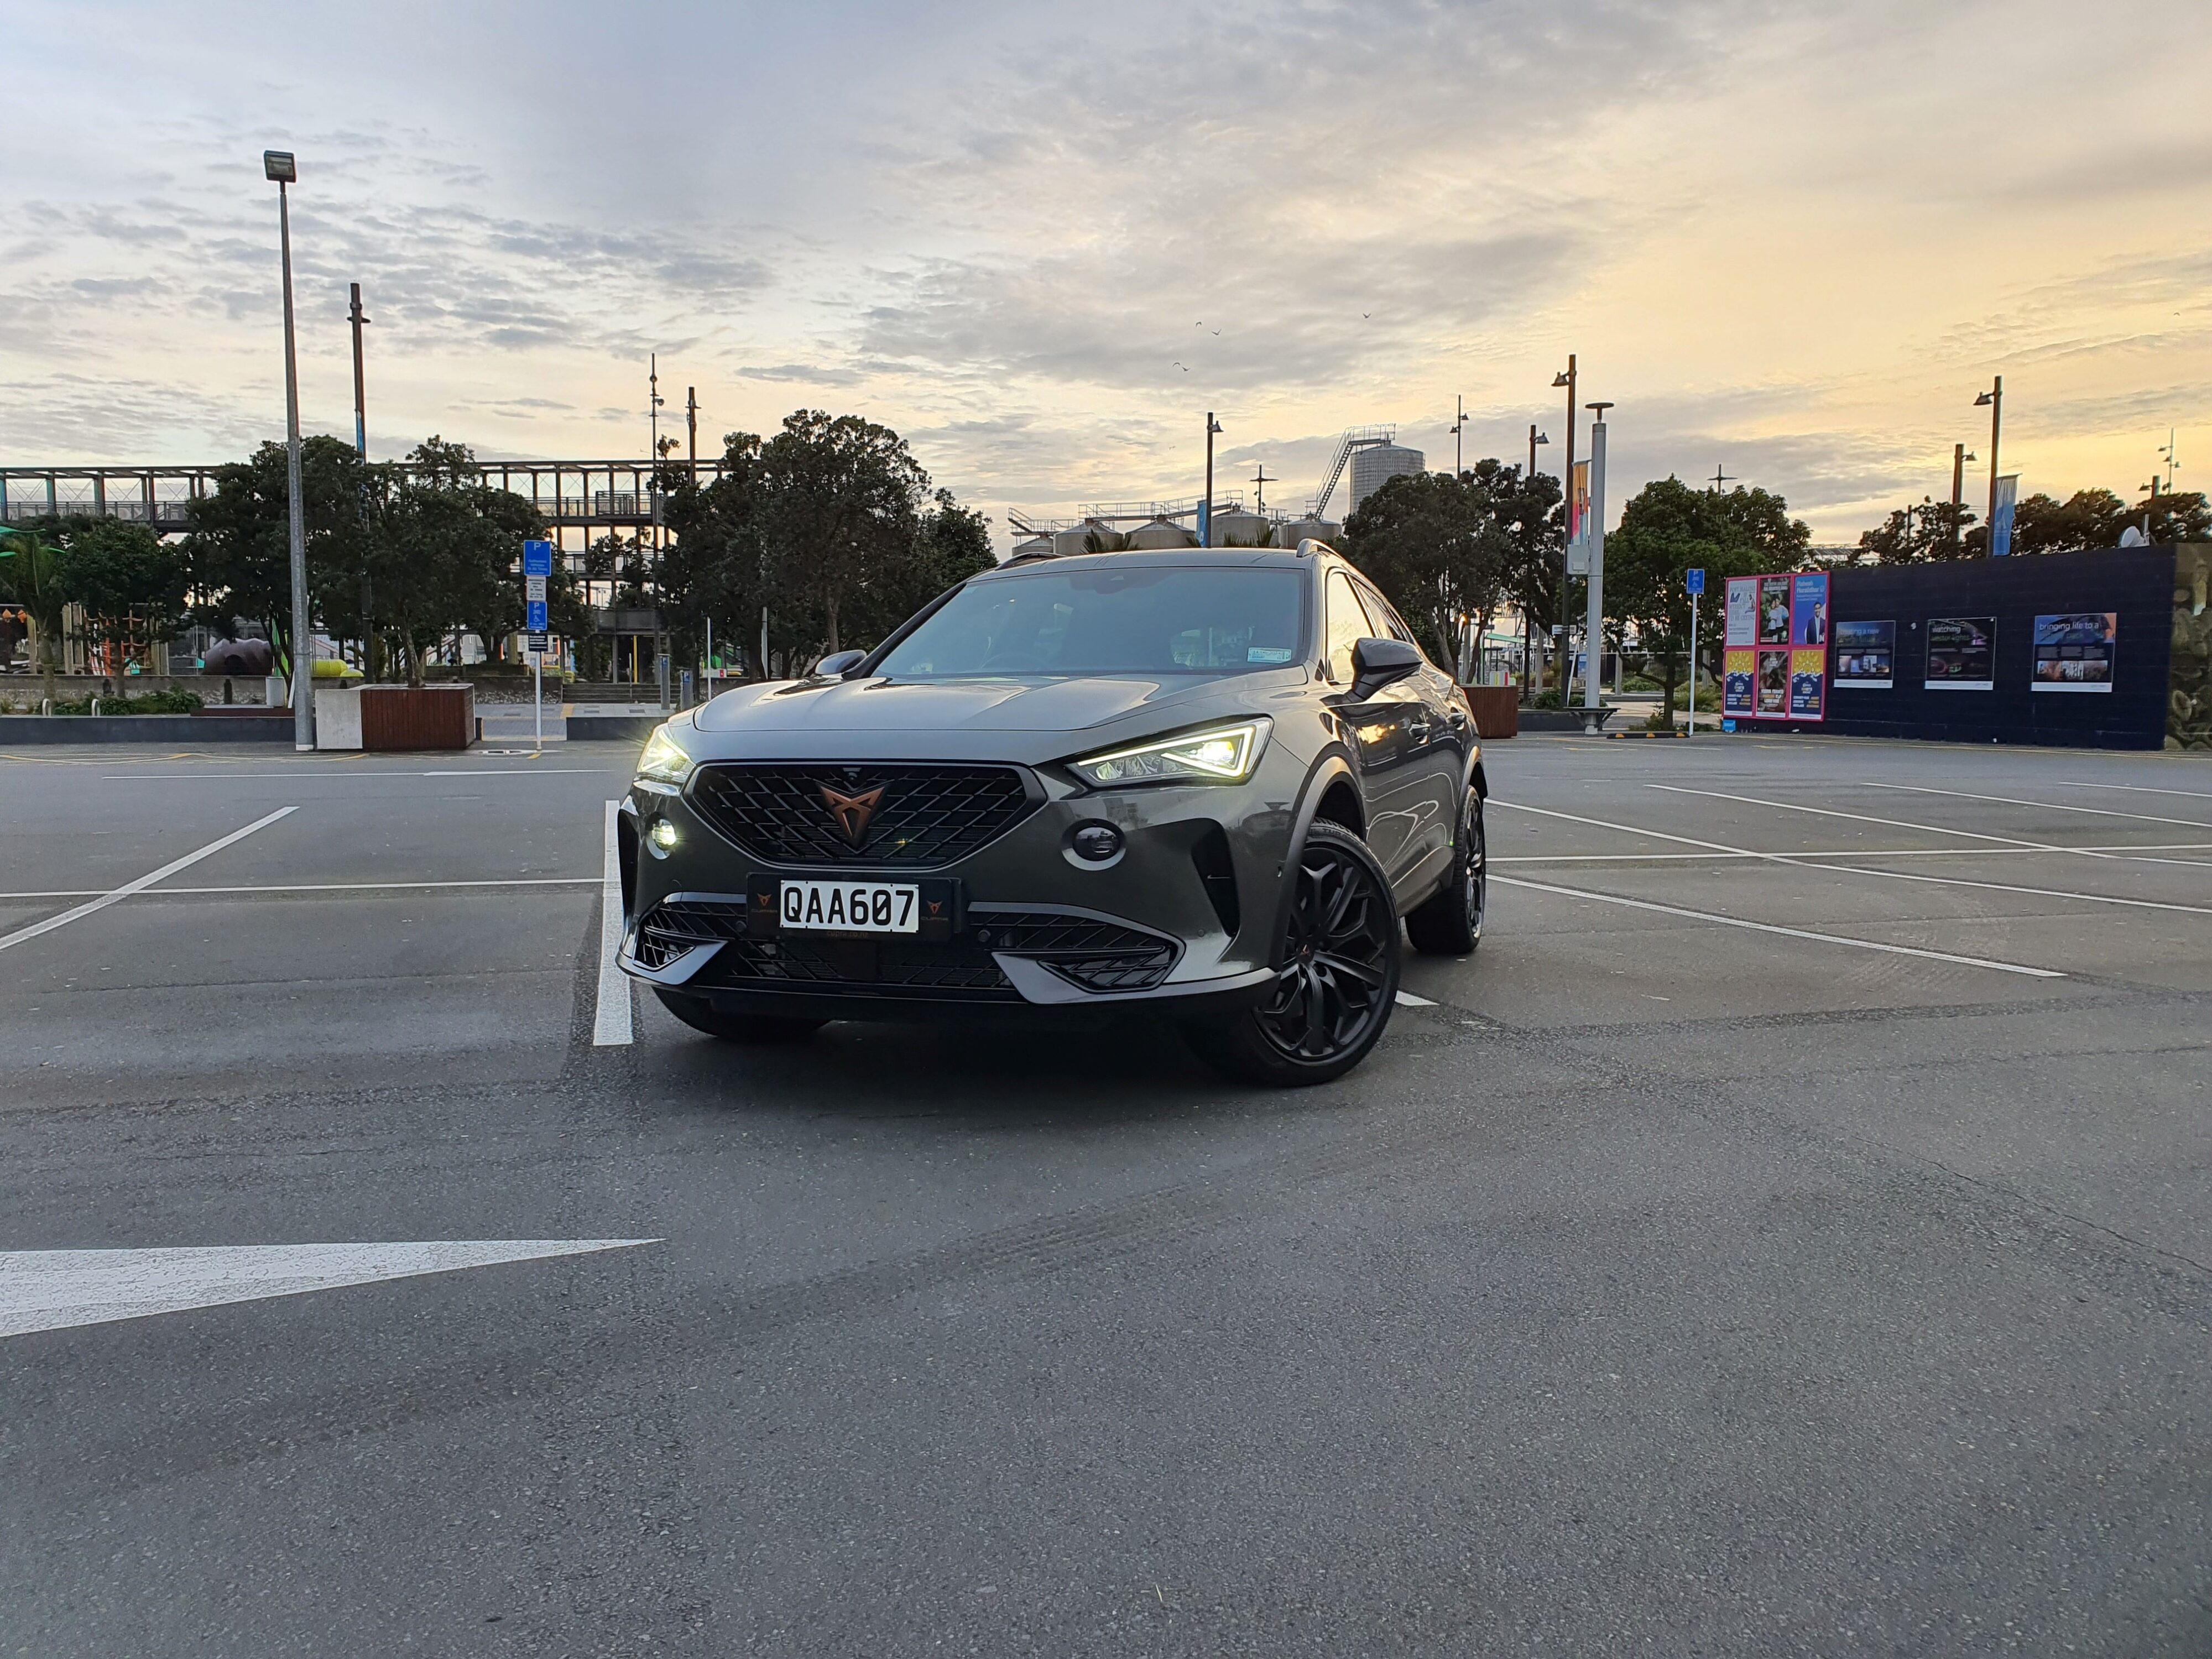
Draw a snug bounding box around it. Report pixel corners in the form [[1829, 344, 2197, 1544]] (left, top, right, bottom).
[[1349, 444, 1426, 514]]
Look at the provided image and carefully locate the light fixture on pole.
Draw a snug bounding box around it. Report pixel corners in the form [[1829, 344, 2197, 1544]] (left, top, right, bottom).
[[1950, 444, 1975, 555], [1974, 376, 2002, 534], [1202, 411, 1223, 547], [265, 149, 313, 752], [1451, 395, 1468, 479], [1528, 425, 1548, 479]]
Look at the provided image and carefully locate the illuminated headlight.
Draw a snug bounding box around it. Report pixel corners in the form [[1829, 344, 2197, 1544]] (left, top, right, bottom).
[[1070, 719, 1269, 787], [635, 724, 696, 794], [649, 818, 679, 850]]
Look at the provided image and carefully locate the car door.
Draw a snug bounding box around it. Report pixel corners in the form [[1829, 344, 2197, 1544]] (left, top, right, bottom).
[[1351, 579, 1465, 882], [1321, 568, 1419, 881]]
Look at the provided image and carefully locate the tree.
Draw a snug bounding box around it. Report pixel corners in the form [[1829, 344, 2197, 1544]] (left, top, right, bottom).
[[1855, 498, 1976, 564], [49, 518, 189, 665], [753, 411, 932, 655], [1606, 478, 1809, 719], [1342, 469, 1514, 672], [0, 526, 68, 700], [184, 436, 372, 670], [1475, 460, 1564, 686]]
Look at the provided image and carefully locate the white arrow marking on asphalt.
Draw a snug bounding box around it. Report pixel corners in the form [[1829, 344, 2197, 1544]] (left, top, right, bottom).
[[0, 1239, 658, 1339]]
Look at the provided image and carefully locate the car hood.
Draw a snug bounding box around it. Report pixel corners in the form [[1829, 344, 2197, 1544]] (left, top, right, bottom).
[[682, 671, 1307, 762]]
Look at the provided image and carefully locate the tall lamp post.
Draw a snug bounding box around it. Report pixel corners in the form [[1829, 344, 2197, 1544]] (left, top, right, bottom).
[[1451, 395, 1467, 478], [1203, 411, 1223, 546], [1552, 356, 1577, 690], [1527, 424, 1548, 479], [348, 280, 373, 679], [1974, 375, 2002, 535], [1524, 424, 1549, 690], [1949, 442, 1975, 555], [265, 150, 312, 752], [1581, 400, 1613, 720]]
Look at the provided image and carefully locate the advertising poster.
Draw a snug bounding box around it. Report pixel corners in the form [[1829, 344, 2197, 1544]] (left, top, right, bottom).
[[1757, 576, 1792, 645], [1832, 620, 1895, 688], [1568, 461, 1589, 544], [1723, 649, 1755, 715], [1790, 650, 1825, 717], [1926, 616, 1995, 690], [1756, 648, 1790, 715], [2032, 612, 2116, 691], [1991, 474, 2019, 557], [1791, 572, 1829, 648], [1725, 578, 1756, 647]]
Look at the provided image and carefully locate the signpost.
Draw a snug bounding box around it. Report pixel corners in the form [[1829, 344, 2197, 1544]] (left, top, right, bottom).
[[523, 540, 552, 749], [1685, 567, 1704, 734]]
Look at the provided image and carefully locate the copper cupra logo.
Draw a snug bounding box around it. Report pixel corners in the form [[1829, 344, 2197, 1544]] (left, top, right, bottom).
[[818, 784, 885, 846]]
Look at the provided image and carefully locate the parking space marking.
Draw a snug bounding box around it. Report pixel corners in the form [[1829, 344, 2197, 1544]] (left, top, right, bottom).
[[2057, 781, 2212, 801], [593, 801, 634, 1046], [1646, 784, 2212, 869], [0, 807, 296, 956], [100, 768, 615, 780], [1863, 781, 2212, 831], [1493, 799, 2212, 917], [0, 878, 599, 902], [1, 1239, 658, 1339], [1490, 875, 2064, 978], [1393, 990, 1437, 1007], [1495, 844, 2212, 864]]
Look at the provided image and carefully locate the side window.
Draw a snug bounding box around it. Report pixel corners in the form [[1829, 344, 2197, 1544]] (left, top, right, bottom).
[[1325, 571, 1368, 685], [1355, 582, 1422, 653]]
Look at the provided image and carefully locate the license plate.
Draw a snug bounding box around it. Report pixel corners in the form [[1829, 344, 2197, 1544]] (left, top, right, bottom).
[[779, 879, 920, 935]]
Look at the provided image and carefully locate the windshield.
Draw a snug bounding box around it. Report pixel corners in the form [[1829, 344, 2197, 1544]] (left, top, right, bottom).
[[875, 564, 1309, 678]]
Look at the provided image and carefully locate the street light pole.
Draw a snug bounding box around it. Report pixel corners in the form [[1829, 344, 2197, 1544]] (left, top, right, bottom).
[[1975, 375, 2002, 533], [1451, 395, 1467, 479], [1203, 411, 1223, 546], [1949, 442, 1975, 555], [267, 150, 312, 752], [1552, 355, 1577, 691], [348, 280, 374, 680], [1582, 401, 1613, 718]]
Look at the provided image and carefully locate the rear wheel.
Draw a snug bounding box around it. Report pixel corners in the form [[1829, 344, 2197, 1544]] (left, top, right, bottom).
[[1405, 786, 1485, 956], [1183, 821, 1400, 1086], [654, 989, 825, 1045]]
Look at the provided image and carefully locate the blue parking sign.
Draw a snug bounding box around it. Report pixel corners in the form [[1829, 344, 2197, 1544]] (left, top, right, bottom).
[[1686, 567, 1705, 596], [523, 539, 553, 577]]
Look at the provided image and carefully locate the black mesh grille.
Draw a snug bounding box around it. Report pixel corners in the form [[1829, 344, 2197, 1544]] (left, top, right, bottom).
[[637, 899, 1177, 998], [688, 763, 1037, 868]]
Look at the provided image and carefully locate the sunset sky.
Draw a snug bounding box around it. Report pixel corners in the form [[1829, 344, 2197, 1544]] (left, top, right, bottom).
[[5, 0, 2207, 546]]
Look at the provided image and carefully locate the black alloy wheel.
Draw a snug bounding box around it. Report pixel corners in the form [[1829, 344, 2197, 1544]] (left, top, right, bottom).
[[1184, 821, 1400, 1085], [1406, 786, 1486, 956], [654, 989, 825, 1045]]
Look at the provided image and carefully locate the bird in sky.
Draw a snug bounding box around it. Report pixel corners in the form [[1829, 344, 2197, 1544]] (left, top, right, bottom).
[[1172, 361, 1188, 372]]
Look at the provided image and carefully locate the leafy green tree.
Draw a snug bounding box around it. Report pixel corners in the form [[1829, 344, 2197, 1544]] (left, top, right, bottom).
[[1342, 469, 1514, 671], [184, 435, 373, 670], [1856, 498, 1976, 564], [1606, 478, 1808, 718], [50, 519, 189, 661], [754, 411, 932, 655], [0, 526, 69, 700]]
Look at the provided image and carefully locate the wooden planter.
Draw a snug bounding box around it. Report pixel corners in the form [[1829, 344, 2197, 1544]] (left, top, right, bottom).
[[359, 685, 474, 751], [1460, 685, 1520, 739]]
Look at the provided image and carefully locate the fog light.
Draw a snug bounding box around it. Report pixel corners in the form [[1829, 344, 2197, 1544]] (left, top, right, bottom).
[[649, 818, 679, 851], [1070, 821, 1123, 863]]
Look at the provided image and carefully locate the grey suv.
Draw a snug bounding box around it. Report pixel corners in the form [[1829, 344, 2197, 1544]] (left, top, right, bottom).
[[617, 543, 1486, 1083]]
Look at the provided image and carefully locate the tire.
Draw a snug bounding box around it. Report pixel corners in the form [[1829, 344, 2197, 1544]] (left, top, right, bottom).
[[1182, 821, 1400, 1086], [1405, 787, 1486, 957], [654, 989, 825, 1045]]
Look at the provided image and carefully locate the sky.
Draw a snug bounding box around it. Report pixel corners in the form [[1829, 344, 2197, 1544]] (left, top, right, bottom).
[[3, 0, 2208, 547]]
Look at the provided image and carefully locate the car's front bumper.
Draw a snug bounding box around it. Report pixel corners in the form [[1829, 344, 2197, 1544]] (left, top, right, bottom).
[[616, 752, 1301, 1022]]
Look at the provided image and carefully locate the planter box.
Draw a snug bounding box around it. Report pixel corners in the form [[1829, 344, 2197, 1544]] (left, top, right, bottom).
[[360, 685, 474, 751], [1460, 686, 1520, 739]]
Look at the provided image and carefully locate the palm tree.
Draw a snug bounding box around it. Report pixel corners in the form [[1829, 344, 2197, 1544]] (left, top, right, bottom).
[[0, 525, 67, 703]]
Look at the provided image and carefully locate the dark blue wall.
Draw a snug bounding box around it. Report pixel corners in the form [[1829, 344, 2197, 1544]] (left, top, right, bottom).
[[1794, 547, 2174, 749]]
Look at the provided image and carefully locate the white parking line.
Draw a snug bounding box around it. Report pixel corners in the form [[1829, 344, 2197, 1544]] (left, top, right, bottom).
[[1863, 781, 2212, 831], [0, 808, 296, 955], [2057, 780, 2212, 801], [1645, 784, 2212, 869], [1393, 990, 1437, 1007], [0, 878, 601, 901], [593, 801, 634, 1046], [100, 768, 613, 780], [1493, 844, 2212, 864], [1491, 799, 2212, 917], [1490, 875, 2063, 978]]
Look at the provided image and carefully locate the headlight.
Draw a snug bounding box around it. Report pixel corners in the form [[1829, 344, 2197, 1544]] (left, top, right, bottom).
[[1069, 719, 1269, 787], [635, 724, 696, 792]]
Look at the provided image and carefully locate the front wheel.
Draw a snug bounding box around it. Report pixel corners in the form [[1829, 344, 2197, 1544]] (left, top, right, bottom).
[[654, 989, 825, 1045], [1405, 787, 1485, 957], [1182, 821, 1400, 1086]]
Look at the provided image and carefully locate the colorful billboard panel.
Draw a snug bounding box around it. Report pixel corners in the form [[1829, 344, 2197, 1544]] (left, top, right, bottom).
[[1725, 577, 1756, 647], [1791, 572, 1829, 647], [1757, 576, 1792, 644], [2032, 612, 2116, 691], [1926, 616, 1995, 690], [1724, 648, 1756, 715], [1832, 619, 1895, 688], [1756, 648, 1790, 715], [1790, 649, 1825, 717]]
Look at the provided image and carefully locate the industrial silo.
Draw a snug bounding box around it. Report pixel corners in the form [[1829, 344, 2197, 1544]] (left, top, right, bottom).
[[1281, 517, 1341, 550], [1349, 445, 1425, 514], [1125, 517, 1197, 549], [1207, 509, 1272, 546]]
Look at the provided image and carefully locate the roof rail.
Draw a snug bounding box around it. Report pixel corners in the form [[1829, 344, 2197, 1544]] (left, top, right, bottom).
[[1295, 538, 1340, 559]]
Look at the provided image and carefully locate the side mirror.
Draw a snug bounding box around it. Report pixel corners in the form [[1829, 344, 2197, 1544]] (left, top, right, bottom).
[[813, 649, 867, 679], [1349, 636, 1421, 698]]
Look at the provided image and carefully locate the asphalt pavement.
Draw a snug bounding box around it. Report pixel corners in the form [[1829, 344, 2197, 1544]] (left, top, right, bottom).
[[2, 731, 2208, 1655]]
